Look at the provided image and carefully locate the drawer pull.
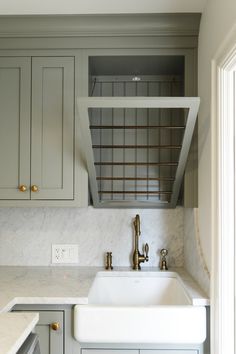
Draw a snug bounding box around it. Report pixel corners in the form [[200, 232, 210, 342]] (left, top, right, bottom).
[[51, 322, 60, 331]]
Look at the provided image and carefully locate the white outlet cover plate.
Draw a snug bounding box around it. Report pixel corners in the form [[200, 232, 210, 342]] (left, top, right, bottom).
[[52, 244, 79, 264]]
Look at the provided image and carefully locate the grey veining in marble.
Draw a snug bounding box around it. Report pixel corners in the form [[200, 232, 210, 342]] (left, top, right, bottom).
[[184, 208, 210, 295], [0, 207, 184, 267]]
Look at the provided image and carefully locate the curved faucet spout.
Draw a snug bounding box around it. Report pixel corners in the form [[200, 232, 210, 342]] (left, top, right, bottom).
[[133, 214, 141, 236]]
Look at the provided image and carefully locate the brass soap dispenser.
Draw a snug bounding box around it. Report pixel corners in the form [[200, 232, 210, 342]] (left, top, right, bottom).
[[160, 249, 168, 270]]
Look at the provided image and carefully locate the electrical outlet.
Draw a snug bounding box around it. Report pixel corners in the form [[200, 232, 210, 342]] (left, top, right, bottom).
[[52, 244, 79, 264]]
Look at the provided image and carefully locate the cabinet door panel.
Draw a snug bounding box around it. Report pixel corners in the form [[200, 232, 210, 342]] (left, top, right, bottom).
[[34, 311, 64, 354], [31, 57, 74, 199], [0, 57, 31, 199]]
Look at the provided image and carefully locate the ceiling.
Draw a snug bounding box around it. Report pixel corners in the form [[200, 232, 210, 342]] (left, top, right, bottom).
[[0, 0, 207, 15]]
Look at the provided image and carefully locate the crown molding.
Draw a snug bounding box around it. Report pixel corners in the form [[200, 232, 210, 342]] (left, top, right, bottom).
[[0, 13, 201, 38]]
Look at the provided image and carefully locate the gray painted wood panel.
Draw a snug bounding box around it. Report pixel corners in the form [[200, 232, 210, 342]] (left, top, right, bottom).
[[0, 14, 201, 38], [35, 311, 64, 354], [0, 57, 31, 199], [31, 57, 74, 200]]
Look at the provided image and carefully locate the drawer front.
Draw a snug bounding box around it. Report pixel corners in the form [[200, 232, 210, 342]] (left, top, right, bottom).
[[83, 350, 139, 354], [141, 350, 199, 354]]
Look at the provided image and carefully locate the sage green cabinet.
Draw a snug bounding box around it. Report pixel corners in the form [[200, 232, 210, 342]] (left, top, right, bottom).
[[0, 56, 75, 203], [0, 57, 31, 200], [15, 309, 64, 354], [31, 57, 74, 200], [35, 311, 64, 354]]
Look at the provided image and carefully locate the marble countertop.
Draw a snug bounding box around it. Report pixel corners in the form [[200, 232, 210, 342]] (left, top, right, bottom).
[[0, 266, 98, 313], [0, 312, 39, 354], [0, 266, 209, 312], [0, 266, 209, 354]]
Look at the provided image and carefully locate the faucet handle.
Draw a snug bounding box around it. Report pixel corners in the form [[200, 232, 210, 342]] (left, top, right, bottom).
[[160, 248, 168, 270], [160, 248, 168, 258], [144, 243, 149, 261], [105, 252, 113, 270]]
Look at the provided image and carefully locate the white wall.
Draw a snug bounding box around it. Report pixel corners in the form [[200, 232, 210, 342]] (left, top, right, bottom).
[[198, 0, 236, 276], [0, 207, 184, 267]]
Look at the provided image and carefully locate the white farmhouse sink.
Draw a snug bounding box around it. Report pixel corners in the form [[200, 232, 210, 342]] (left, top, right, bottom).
[[74, 271, 206, 344]]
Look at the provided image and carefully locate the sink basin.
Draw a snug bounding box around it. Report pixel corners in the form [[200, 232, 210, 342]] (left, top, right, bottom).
[[88, 271, 191, 306], [74, 271, 206, 344]]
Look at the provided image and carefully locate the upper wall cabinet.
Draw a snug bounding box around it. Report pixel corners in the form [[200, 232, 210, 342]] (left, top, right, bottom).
[[0, 13, 200, 207], [0, 56, 87, 206], [78, 52, 199, 208]]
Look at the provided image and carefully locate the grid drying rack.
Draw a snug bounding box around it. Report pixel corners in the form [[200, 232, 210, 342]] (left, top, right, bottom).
[[78, 97, 200, 208]]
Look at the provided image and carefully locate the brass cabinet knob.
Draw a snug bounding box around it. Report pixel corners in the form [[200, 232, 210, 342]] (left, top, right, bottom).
[[19, 185, 27, 192], [31, 185, 39, 192], [51, 322, 60, 331]]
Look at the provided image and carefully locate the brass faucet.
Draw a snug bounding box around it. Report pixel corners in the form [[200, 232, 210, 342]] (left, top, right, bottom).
[[132, 214, 149, 270]]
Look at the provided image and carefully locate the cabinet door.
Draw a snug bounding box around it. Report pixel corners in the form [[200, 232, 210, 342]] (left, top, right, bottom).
[[31, 57, 74, 200], [35, 311, 64, 354], [0, 57, 31, 199]]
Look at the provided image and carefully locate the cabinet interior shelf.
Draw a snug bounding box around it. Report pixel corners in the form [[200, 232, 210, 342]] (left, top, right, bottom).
[[94, 162, 178, 166], [90, 125, 185, 129], [98, 190, 172, 195], [92, 145, 181, 149], [96, 177, 175, 181]]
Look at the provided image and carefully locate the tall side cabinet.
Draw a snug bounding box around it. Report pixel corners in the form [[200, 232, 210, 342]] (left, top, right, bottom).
[[0, 56, 85, 205]]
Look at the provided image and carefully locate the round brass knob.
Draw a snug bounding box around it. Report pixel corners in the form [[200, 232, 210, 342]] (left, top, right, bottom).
[[31, 185, 39, 192], [51, 322, 60, 331], [19, 185, 27, 192]]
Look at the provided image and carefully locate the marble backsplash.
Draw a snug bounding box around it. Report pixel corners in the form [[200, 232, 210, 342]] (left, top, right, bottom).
[[0, 207, 184, 267], [184, 208, 210, 295]]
